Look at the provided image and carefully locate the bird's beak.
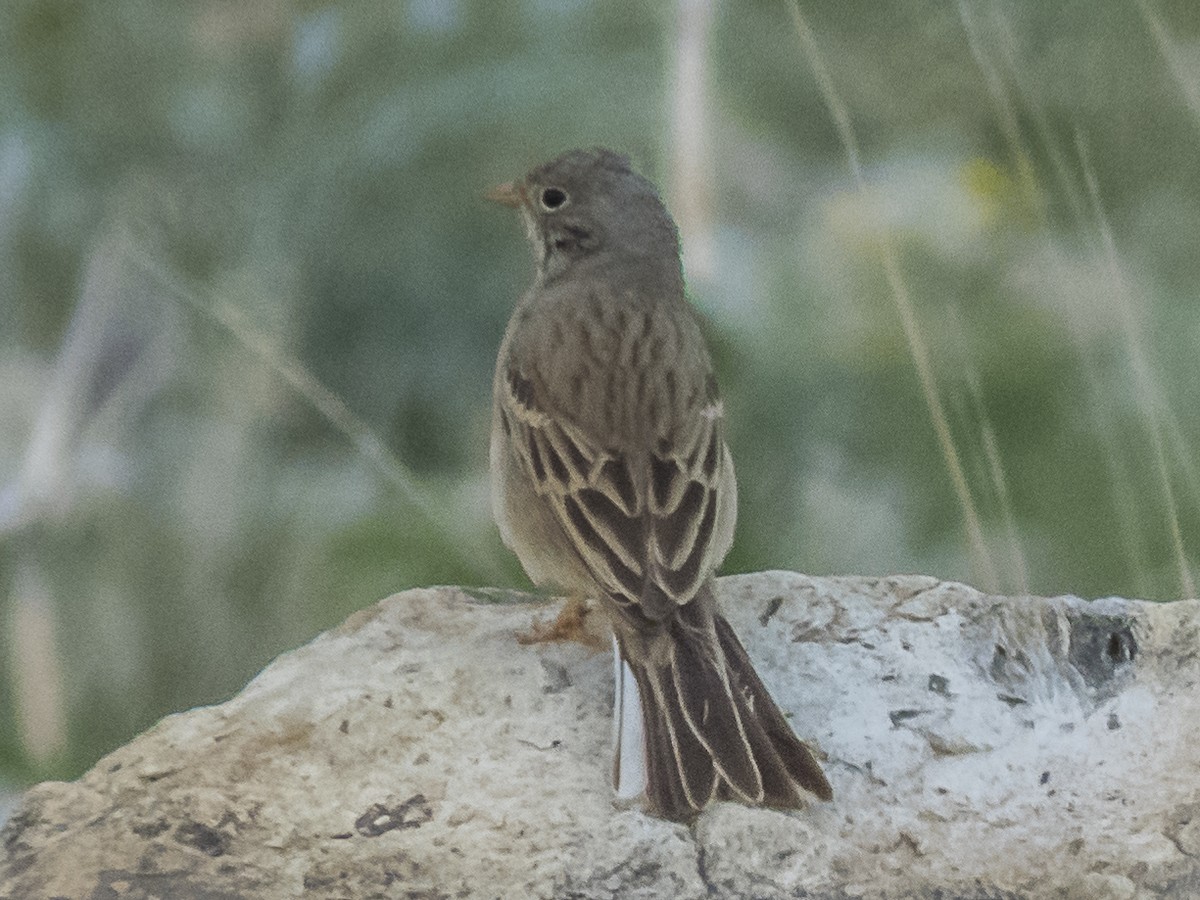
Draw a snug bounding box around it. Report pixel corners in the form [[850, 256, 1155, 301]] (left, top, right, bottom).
[[485, 180, 524, 208]]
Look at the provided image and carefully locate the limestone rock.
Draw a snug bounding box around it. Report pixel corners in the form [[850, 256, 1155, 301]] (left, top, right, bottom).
[[2, 573, 1198, 899]]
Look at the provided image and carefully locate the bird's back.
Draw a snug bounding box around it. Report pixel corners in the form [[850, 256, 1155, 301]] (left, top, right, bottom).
[[503, 272, 715, 458]]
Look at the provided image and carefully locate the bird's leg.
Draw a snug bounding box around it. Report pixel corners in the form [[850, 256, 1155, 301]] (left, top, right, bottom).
[[517, 594, 606, 649]]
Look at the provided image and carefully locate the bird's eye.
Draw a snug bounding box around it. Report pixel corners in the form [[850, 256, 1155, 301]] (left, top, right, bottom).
[[540, 187, 568, 211]]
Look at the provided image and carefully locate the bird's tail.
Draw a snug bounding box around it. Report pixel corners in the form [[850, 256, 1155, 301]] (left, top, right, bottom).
[[611, 587, 832, 821]]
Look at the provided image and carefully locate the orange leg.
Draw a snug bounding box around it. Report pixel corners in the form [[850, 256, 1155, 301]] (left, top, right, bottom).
[[517, 595, 606, 649]]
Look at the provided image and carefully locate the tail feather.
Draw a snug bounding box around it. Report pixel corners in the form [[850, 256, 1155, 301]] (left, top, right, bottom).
[[644, 666, 718, 810], [612, 643, 646, 800], [667, 636, 763, 804], [639, 694, 692, 814], [612, 597, 832, 821], [714, 613, 834, 801]]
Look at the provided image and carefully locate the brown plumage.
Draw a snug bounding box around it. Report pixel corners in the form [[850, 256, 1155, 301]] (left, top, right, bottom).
[[489, 148, 831, 821]]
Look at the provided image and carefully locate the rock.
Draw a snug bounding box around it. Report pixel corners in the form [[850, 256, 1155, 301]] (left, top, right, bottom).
[[2, 572, 1198, 899]]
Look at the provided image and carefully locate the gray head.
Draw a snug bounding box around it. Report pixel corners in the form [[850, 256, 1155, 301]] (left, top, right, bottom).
[[488, 148, 683, 288]]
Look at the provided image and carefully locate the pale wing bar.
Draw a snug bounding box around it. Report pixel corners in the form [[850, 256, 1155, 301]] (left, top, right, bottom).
[[503, 366, 725, 618]]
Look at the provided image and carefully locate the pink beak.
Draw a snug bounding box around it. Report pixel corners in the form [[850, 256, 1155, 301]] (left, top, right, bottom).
[[485, 181, 524, 208]]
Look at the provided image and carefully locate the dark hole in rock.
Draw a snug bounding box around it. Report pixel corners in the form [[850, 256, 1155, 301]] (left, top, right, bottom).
[[1107, 630, 1136, 664], [1068, 614, 1137, 693], [758, 596, 783, 627], [354, 795, 433, 837], [174, 821, 230, 857], [889, 709, 925, 727], [990, 645, 1009, 682], [989, 643, 1031, 684]]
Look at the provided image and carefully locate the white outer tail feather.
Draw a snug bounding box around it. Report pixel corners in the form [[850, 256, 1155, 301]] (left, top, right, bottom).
[[612, 634, 647, 800]]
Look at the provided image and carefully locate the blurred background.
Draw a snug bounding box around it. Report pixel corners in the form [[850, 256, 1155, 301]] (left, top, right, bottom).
[[1, 0, 1198, 813]]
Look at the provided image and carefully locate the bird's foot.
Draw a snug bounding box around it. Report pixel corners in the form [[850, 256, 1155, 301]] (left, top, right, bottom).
[[517, 595, 606, 649]]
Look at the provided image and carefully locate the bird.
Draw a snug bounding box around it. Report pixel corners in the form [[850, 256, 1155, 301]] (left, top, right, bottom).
[[487, 147, 832, 821]]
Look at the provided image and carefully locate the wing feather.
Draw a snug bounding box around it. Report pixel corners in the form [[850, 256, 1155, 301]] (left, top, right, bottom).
[[502, 362, 726, 619]]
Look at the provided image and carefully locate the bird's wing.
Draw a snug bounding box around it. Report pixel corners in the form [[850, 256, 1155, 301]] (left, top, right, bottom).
[[498, 361, 726, 623]]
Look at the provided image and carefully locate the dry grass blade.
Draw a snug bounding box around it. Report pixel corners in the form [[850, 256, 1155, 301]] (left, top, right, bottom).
[[119, 231, 508, 586], [787, 1, 999, 592], [1075, 132, 1195, 599], [1136, 0, 1200, 135]]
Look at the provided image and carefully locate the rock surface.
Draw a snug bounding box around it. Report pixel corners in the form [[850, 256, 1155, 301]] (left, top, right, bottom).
[[2, 572, 1199, 899]]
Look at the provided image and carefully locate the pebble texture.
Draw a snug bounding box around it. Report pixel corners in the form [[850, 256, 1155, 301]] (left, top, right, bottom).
[[2, 572, 1198, 899]]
